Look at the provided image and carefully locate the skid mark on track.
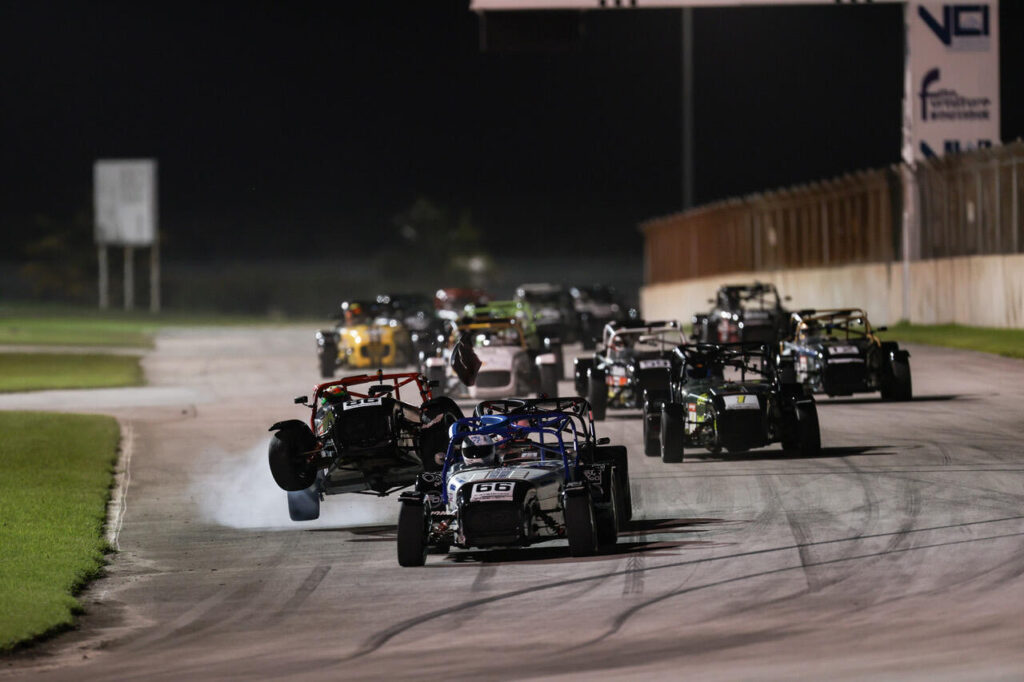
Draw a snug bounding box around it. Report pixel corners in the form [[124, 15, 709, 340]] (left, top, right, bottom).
[[471, 566, 497, 592], [340, 516, 1024, 662], [622, 554, 645, 595], [279, 564, 332, 613]]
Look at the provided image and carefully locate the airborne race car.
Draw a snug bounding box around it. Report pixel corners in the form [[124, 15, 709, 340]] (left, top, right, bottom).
[[395, 397, 631, 566], [643, 343, 821, 462], [692, 282, 791, 345], [574, 320, 686, 420], [422, 317, 559, 399], [267, 371, 463, 521], [780, 309, 912, 401]]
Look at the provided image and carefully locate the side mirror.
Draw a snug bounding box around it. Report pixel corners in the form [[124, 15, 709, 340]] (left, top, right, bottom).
[[294, 395, 309, 405], [596, 437, 611, 445]]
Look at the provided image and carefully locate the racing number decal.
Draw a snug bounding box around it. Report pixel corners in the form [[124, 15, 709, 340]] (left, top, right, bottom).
[[342, 397, 383, 410], [471, 481, 515, 502]]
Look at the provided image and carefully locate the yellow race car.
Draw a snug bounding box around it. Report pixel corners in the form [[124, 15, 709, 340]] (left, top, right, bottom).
[[316, 300, 412, 377]]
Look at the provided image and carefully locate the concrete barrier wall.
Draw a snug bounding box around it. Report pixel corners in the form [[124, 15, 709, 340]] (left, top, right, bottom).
[[640, 253, 1024, 329]]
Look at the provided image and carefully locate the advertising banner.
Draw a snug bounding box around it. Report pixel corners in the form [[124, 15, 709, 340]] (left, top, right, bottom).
[[94, 159, 157, 246], [903, 2, 1000, 163]]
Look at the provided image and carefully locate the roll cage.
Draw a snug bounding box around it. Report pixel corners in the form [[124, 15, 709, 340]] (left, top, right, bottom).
[[451, 317, 528, 351], [307, 371, 433, 431], [788, 309, 881, 346], [439, 409, 591, 503], [717, 282, 782, 311], [601, 320, 685, 352], [674, 342, 778, 384]]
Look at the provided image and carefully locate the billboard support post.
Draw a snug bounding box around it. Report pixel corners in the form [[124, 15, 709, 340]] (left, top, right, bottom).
[[150, 238, 160, 313], [98, 245, 109, 310], [124, 246, 135, 311]]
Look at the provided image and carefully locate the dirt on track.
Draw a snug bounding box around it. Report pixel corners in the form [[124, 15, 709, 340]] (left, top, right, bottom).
[[3, 327, 1024, 681]]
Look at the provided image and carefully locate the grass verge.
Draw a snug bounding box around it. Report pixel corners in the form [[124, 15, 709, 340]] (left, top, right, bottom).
[[880, 322, 1024, 360], [0, 303, 316, 348], [0, 354, 144, 392], [0, 412, 121, 652]]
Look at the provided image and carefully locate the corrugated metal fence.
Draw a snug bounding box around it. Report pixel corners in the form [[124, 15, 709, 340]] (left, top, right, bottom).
[[642, 141, 1024, 285]]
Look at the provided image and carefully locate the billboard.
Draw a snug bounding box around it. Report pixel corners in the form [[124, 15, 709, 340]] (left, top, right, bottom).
[[902, 2, 1000, 162], [94, 159, 157, 246]]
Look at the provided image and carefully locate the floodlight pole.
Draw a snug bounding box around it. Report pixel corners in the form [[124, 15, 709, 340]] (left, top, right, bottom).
[[682, 7, 694, 210]]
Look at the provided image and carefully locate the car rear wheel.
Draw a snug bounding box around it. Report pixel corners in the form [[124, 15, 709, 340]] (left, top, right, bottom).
[[587, 368, 607, 420], [565, 492, 598, 557], [397, 502, 428, 567], [882, 359, 913, 402], [660, 404, 685, 463], [538, 362, 559, 398], [791, 402, 821, 457], [643, 410, 661, 457]]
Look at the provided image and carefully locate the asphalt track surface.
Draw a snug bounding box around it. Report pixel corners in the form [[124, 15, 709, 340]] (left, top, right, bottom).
[[3, 327, 1024, 680]]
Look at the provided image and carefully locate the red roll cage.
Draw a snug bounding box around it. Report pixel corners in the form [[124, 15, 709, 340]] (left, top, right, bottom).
[[308, 370, 434, 431]]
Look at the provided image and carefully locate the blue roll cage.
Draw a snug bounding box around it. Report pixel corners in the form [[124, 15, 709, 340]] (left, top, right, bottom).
[[438, 412, 587, 504]]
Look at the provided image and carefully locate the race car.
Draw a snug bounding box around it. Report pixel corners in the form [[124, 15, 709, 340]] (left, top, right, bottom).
[[465, 299, 565, 376], [421, 316, 559, 399], [570, 284, 631, 350], [267, 371, 464, 521], [643, 343, 821, 462], [780, 308, 912, 400], [692, 282, 791, 345], [377, 293, 444, 364], [573, 320, 686, 420], [315, 300, 412, 378], [514, 282, 578, 347], [394, 397, 630, 566]]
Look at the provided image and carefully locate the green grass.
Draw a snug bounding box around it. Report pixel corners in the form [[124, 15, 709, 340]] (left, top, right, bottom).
[[0, 412, 121, 652], [0, 303, 316, 348], [879, 322, 1024, 360], [0, 353, 143, 392]]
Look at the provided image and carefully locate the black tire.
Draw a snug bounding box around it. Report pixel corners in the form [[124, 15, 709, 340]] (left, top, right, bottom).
[[553, 343, 566, 380], [419, 397, 464, 470], [538, 363, 559, 398], [643, 411, 661, 457], [882, 358, 913, 401], [564, 491, 598, 557], [593, 445, 631, 520], [397, 502, 428, 567], [791, 402, 821, 457], [660, 403, 685, 464], [319, 342, 337, 379], [595, 474, 620, 548], [574, 357, 594, 397], [268, 424, 317, 492], [588, 368, 607, 421], [287, 486, 320, 521]]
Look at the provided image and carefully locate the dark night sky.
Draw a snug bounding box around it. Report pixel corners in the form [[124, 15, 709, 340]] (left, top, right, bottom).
[[1, 1, 1021, 260]]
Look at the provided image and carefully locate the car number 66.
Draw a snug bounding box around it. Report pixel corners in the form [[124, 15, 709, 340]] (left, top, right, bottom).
[[476, 482, 512, 493]]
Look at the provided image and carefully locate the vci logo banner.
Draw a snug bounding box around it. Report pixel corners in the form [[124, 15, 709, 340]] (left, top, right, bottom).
[[902, 2, 1000, 163]]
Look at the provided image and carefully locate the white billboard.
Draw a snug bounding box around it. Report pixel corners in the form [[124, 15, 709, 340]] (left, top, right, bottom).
[[903, 2, 1000, 162], [94, 159, 157, 246]]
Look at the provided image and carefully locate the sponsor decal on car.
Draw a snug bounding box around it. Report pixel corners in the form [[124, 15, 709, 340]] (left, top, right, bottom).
[[639, 359, 671, 369], [827, 345, 860, 356], [723, 394, 759, 410]]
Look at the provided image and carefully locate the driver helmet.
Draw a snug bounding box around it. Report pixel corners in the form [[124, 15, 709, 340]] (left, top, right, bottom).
[[685, 354, 711, 380], [344, 301, 364, 324], [461, 434, 498, 467], [321, 385, 351, 405]]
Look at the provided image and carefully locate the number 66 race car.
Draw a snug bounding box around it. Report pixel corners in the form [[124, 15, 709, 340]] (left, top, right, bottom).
[[395, 397, 631, 566], [267, 371, 463, 521]]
